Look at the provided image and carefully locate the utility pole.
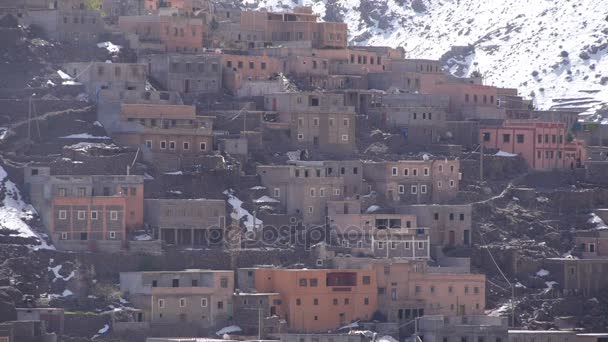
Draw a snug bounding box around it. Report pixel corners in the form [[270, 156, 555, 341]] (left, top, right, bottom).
[[479, 143, 484, 181], [258, 307, 262, 340]]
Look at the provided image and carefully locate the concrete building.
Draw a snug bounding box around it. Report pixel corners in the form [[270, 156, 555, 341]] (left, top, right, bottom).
[[398, 204, 472, 248], [280, 334, 370, 342], [237, 267, 377, 332], [144, 199, 226, 246], [220, 53, 283, 94], [63, 62, 148, 102], [374, 92, 450, 145], [414, 315, 508, 342], [362, 159, 461, 204], [232, 292, 286, 336], [23, 166, 144, 251], [509, 330, 577, 342], [328, 210, 430, 259], [111, 103, 215, 171], [119, 15, 207, 53], [141, 54, 222, 95], [543, 258, 608, 296], [574, 229, 608, 259], [16, 308, 64, 335], [120, 270, 234, 327], [0, 320, 57, 342], [263, 92, 357, 154], [333, 258, 486, 324], [236, 7, 347, 49], [26, 4, 104, 43], [257, 160, 364, 224], [480, 120, 586, 171]]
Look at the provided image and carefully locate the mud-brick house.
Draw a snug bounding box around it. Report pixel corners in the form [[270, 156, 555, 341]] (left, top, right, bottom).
[[480, 120, 587, 171], [23, 166, 144, 252], [112, 103, 215, 172], [120, 270, 234, 331], [263, 92, 357, 155]]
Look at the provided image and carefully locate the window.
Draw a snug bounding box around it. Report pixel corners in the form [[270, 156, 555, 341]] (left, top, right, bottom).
[[377, 241, 384, 249], [421, 185, 427, 194], [296, 298, 301, 305], [313, 298, 319, 305], [261, 62, 267, 70], [58, 188, 67, 197], [398, 185, 405, 194], [313, 117, 319, 126], [364, 297, 369, 305], [237, 61, 243, 69], [310, 188, 316, 197], [418, 241, 424, 249], [424, 168, 429, 176], [77, 210, 85, 220], [449, 213, 454, 220], [449, 286, 453, 293], [299, 278, 308, 287], [516, 134, 525, 143], [344, 298, 350, 305], [413, 169, 418, 176], [169, 141, 176, 150], [310, 278, 318, 287], [405, 241, 411, 249], [343, 118, 349, 127], [60, 232, 68, 240], [404, 168, 409, 176], [308, 206, 313, 214], [183, 142, 190, 150], [363, 276, 371, 285], [320, 188, 325, 197], [334, 189, 341, 196], [460, 213, 465, 221], [109, 231, 116, 239], [192, 279, 198, 287], [474, 286, 480, 294], [483, 132, 491, 141], [450, 180, 455, 188], [503, 134, 511, 143], [438, 181, 442, 188], [333, 298, 339, 305], [249, 62, 254, 69], [217, 301, 224, 309], [465, 286, 469, 294], [199, 142, 207, 151], [110, 211, 118, 220], [297, 133, 304, 140], [411, 185, 418, 194], [392, 167, 398, 176], [341, 134, 349, 141], [220, 277, 228, 288], [145, 140, 152, 149], [180, 298, 187, 307], [273, 188, 280, 198], [160, 141, 167, 149], [158, 299, 165, 308]]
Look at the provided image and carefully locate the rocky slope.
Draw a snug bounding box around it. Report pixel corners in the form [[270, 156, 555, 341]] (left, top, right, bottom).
[[240, 0, 608, 114]]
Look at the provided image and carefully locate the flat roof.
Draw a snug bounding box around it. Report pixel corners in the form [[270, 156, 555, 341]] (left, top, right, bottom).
[[509, 330, 576, 334]]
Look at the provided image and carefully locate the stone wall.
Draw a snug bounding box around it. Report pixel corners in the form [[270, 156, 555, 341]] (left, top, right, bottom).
[[63, 312, 109, 337], [461, 154, 528, 182]]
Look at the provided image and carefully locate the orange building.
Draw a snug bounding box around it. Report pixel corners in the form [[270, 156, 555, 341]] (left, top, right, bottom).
[[480, 120, 586, 170], [237, 268, 377, 332]]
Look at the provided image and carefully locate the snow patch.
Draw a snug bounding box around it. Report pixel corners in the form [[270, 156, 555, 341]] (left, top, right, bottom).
[[224, 189, 262, 232], [216, 325, 241, 336], [60, 133, 111, 140], [495, 150, 518, 157], [253, 195, 280, 204], [536, 269, 550, 277], [48, 264, 75, 282], [97, 41, 122, 54]]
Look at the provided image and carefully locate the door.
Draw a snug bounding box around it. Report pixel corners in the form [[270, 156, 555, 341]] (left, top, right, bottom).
[[270, 306, 276, 316], [463, 230, 470, 246], [313, 136, 319, 147], [184, 79, 190, 93], [449, 230, 455, 245], [272, 98, 277, 111]]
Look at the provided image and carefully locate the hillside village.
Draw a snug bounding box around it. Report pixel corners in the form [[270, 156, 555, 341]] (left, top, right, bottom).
[[0, 0, 608, 341]]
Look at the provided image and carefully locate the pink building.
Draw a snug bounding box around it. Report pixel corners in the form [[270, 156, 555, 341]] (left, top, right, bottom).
[[480, 120, 586, 170]]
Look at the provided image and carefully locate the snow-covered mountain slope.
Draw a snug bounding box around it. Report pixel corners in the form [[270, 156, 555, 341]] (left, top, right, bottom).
[[241, 0, 608, 114]]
